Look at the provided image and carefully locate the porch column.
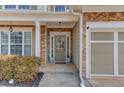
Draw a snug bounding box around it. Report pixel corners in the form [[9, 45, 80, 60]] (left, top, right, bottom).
[[35, 20, 41, 57]]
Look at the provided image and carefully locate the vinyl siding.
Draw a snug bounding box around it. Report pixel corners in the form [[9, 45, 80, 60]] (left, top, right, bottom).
[[72, 19, 80, 70]]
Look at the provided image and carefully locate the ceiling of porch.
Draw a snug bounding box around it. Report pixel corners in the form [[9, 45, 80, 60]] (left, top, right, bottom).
[[46, 22, 76, 28]]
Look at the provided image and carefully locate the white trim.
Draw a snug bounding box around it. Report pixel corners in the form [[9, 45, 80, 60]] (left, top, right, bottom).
[[22, 32, 24, 56], [91, 74, 114, 77], [69, 35, 71, 62], [86, 26, 91, 79], [50, 34, 53, 63], [114, 31, 118, 76], [91, 41, 114, 43], [53, 35, 55, 63], [87, 22, 124, 78], [35, 20, 40, 57], [87, 22, 124, 29], [79, 14, 84, 87], [91, 74, 124, 77], [0, 32, 1, 54], [8, 31, 10, 54], [66, 35, 67, 60], [91, 30, 117, 32], [45, 26, 47, 64], [118, 41, 124, 43], [54, 5, 67, 13], [50, 32, 71, 64], [116, 75, 124, 77]]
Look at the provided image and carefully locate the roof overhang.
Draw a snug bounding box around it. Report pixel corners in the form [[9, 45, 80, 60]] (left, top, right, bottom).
[[81, 5, 124, 12], [72, 5, 124, 13], [0, 11, 79, 22]]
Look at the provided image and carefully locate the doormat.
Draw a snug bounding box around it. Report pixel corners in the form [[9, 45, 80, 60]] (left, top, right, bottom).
[[0, 72, 44, 87], [55, 62, 66, 64]]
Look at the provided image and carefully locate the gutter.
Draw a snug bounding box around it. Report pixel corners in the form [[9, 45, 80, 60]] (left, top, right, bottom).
[[72, 10, 85, 87]]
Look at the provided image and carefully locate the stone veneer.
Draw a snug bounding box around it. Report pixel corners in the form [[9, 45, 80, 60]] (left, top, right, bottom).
[[82, 12, 124, 79]]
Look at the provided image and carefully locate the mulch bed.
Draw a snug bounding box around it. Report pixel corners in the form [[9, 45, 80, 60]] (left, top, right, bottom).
[[0, 72, 44, 87]]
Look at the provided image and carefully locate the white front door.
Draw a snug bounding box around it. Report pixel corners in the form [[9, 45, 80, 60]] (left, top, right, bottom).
[[54, 35, 66, 63], [50, 32, 71, 64]]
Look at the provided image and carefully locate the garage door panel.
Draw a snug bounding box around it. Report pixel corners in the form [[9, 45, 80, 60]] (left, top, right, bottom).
[[91, 43, 114, 75], [118, 32, 124, 41], [91, 32, 114, 41], [118, 43, 124, 75]]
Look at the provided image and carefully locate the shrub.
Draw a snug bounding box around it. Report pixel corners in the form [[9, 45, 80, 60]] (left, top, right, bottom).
[[0, 55, 40, 83], [0, 55, 17, 80]]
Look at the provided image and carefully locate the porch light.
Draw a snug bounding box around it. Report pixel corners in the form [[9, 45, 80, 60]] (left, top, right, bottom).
[[59, 21, 62, 25], [58, 21, 62, 28], [9, 25, 13, 32]]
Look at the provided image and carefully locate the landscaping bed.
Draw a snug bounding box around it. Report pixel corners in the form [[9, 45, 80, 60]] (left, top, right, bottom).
[[0, 55, 44, 87], [0, 72, 44, 87]]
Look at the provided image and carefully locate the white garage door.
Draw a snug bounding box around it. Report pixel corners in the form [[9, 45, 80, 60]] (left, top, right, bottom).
[[86, 22, 124, 78]]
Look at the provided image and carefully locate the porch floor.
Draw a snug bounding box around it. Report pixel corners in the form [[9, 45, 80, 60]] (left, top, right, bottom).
[[86, 79, 124, 87], [38, 63, 80, 87]]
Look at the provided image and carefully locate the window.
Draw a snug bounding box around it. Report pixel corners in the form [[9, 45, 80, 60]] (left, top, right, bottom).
[[24, 32, 32, 56], [54, 5, 66, 12], [0, 31, 32, 56], [0, 5, 2, 9], [118, 32, 124, 75], [10, 32, 22, 55], [0, 32, 9, 54], [18, 5, 30, 10], [4, 5, 16, 9]]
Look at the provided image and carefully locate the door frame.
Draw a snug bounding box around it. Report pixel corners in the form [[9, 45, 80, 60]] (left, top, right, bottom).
[[50, 32, 71, 64], [86, 21, 124, 79]]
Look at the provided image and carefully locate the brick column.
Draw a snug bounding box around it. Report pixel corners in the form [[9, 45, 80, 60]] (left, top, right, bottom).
[[40, 25, 46, 64]]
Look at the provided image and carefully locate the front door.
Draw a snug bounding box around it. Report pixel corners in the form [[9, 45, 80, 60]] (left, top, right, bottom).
[[54, 35, 66, 63], [50, 32, 71, 64]]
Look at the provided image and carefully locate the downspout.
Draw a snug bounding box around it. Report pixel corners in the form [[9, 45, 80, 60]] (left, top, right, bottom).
[[72, 10, 85, 87]]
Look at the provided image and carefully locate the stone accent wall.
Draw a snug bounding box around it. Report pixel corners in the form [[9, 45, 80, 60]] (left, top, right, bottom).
[[82, 12, 124, 79], [40, 25, 46, 64]]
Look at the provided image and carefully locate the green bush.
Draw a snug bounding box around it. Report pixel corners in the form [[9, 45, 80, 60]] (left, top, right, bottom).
[[0, 55, 40, 83]]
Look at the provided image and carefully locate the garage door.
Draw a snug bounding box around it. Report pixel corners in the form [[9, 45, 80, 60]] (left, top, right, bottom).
[[86, 22, 124, 78]]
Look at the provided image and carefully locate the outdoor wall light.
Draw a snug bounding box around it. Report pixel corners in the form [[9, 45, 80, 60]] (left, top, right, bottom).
[[9, 25, 13, 32]]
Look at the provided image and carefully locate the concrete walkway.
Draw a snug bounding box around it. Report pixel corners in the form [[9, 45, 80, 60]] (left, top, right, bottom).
[[38, 63, 80, 87], [86, 79, 124, 87]]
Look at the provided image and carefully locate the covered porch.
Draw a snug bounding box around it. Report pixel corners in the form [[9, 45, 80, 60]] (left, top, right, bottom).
[[0, 12, 83, 86]]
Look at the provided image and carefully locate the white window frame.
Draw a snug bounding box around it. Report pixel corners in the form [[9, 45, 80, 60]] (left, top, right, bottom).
[[0, 31, 9, 55], [54, 5, 67, 13], [3, 5, 17, 10], [0, 28, 32, 56], [18, 5, 31, 10], [86, 22, 124, 79]]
